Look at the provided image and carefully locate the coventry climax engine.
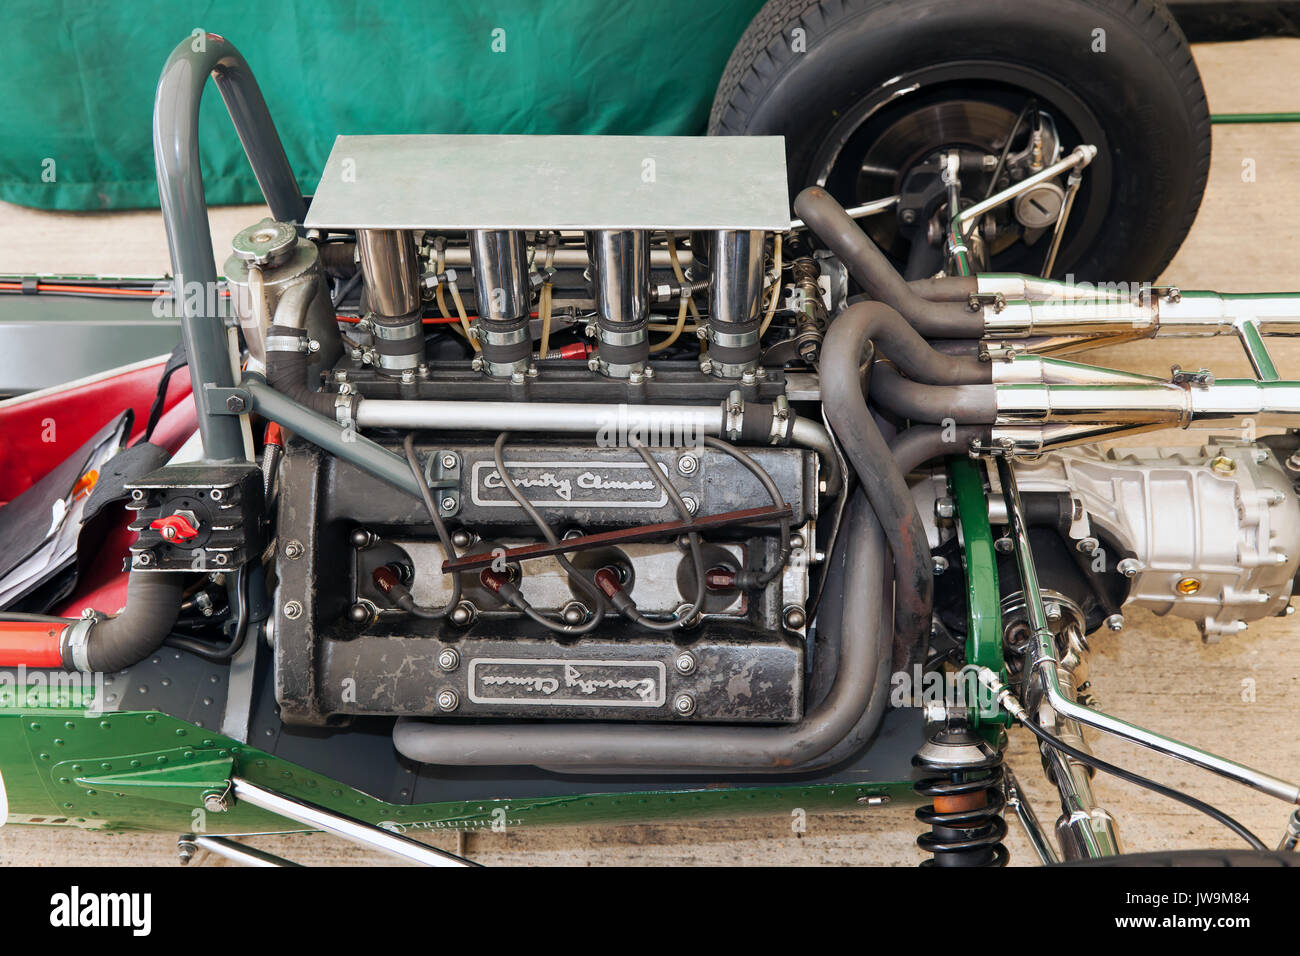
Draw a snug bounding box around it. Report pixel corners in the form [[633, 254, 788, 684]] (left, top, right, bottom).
[[23, 38, 1300, 865]]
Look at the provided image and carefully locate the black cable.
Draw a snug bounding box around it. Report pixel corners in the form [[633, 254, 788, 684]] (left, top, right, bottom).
[[620, 442, 705, 631], [381, 434, 463, 619], [491, 432, 607, 635], [1014, 711, 1268, 851], [163, 564, 251, 662], [702, 436, 791, 587]]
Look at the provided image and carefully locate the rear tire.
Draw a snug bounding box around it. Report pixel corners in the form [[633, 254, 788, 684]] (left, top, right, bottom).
[[710, 0, 1211, 282]]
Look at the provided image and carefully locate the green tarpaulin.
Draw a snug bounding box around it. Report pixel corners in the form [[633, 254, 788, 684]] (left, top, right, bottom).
[[0, 1, 764, 211]]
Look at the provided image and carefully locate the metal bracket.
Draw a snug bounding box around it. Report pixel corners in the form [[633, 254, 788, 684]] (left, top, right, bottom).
[[423, 449, 462, 517], [205, 385, 254, 415], [967, 291, 1007, 314]]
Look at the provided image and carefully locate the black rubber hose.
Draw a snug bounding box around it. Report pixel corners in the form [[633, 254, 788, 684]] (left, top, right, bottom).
[[869, 362, 998, 424], [66, 572, 185, 673], [819, 301, 950, 666], [794, 187, 985, 338], [264, 281, 354, 419]]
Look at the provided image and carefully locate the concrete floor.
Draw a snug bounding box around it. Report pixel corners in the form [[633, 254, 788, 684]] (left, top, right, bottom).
[[2, 38, 1300, 866]]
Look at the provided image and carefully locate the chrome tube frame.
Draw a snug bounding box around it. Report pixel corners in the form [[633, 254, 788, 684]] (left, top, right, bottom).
[[1003, 767, 1060, 865], [990, 457, 1300, 805], [228, 777, 476, 867]]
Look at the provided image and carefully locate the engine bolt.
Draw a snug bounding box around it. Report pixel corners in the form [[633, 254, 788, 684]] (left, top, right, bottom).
[[136, 552, 152, 566], [284, 540, 304, 559], [283, 601, 303, 620], [934, 497, 955, 520], [348, 603, 373, 625], [931, 556, 949, 576], [674, 652, 697, 675], [1105, 613, 1125, 632], [677, 454, 699, 476], [681, 495, 698, 515], [401, 369, 415, 384], [440, 497, 457, 512], [994, 537, 1013, 553], [437, 690, 460, 712], [1077, 537, 1099, 554], [561, 602, 588, 626], [437, 649, 460, 672], [203, 792, 228, 813], [1210, 454, 1237, 475], [783, 605, 807, 630], [450, 601, 477, 627], [1176, 577, 1202, 595], [1117, 558, 1141, 577], [451, 530, 475, 549], [673, 693, 696, 717], [1045, 602, 1062, 621], [441, 454, 457, 470]]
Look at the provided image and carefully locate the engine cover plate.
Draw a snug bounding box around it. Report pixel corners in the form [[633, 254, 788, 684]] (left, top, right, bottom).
[[320, 634, 802, 722]]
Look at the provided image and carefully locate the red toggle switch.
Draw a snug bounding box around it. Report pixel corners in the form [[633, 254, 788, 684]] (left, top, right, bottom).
[[150, 513, 200, 541]]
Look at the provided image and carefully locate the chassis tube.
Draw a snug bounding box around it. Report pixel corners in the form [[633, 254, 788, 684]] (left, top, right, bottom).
[[992, 456, 1300, 805], [154, 33, 305, 462]]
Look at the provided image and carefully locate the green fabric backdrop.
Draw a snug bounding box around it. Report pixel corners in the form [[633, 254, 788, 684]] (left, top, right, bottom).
[[0, 1, 765, 211]]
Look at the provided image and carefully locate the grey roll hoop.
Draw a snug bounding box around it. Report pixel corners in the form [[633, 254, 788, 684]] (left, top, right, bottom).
[[154, 32, 308, 464]]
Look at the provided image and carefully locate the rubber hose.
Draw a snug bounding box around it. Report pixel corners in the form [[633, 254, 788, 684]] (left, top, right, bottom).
[[71, 572, 185, 673]]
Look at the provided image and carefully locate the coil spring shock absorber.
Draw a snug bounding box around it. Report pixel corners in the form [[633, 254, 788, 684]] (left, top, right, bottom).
[[913, 719, 1009, 866]]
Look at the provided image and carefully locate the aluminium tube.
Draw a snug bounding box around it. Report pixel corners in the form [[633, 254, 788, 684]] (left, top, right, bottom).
[[154, 33, 306, 462], [793, 187, 984, 338], [991, 457, 1300, 805], [393, 490, 889, 768]]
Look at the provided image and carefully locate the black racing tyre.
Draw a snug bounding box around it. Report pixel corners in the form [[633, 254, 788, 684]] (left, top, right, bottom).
[[710, 0, 1211, 283], [1062, 849, 1300, 866]]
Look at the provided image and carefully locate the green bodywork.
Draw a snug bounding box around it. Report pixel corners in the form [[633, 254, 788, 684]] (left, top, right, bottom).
[[0, 701, 915, 836]]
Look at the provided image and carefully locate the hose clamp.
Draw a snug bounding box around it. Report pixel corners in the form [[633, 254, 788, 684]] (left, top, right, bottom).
[[769, 395, 792, 444], [723, 389, 745, 442], [60, 616, 97, 672], [477, 324, 530, 347], [370, 319, 422, 342], [597, 326, 647, 347], [708, 327, 760, 349], [264, 334, 307, 353], [335, 392, 355, 428]]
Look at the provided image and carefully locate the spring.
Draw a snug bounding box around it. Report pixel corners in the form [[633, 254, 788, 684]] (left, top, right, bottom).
[[913, 725, 1009, 867]]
